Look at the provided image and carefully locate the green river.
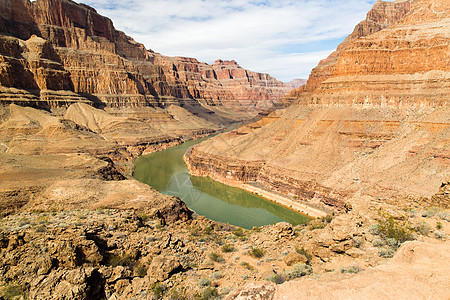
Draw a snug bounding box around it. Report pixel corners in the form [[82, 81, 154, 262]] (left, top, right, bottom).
[[134, 136, 311, 229]]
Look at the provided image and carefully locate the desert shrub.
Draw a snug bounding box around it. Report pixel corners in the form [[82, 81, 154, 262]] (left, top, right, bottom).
[[151, 282, 167, 299], [134, 263, 147, 277], [376, 212, 414, 243], [352, 237, 363, 248], [248, 247, 264, 258], [138, 213, 150, 223], [369, 224, 380, 235], [415, 221, 431, 236], [435, 231, 446, 240], [220, 286, 234, 295], [240, 261, 254, 271], [209, 252, 224, 263], [167, 285, 187, 300], [204, 225, 213, 234], [378, 248, 395, 258], [232, 228, 245, 237], [210, 272, 222, 280], [386, 238, 400, 249], [107, 252, 136, 267], [221, 244, 236, 253], [198, 277, 211, 288], [308, 219, 327, 230], [436, 221, 443, 230], [266, 273, 285, 284], [438, 211, 450, 222], [323, 214, 333, 224], [286, 263, 312, 279], [372, 238, 385, 247], [267, 263, 311, 284], [199, 287, 218, 300], [295, 247, 312, 262], [340, 265, 360, 274], [1, 282, 27, 299], [422, 207, 441, 218], [251, 226, 262, 232]]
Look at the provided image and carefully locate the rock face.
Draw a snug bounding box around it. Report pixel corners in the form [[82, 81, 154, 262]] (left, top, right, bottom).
[[186, 0, 450, 211], [0, 0, 289, 112], [283, 0, 413, 104], [274, 241, 450, 299]]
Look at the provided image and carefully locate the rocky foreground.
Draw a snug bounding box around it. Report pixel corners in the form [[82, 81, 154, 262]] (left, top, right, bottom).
[[0, 193, 448, 299]]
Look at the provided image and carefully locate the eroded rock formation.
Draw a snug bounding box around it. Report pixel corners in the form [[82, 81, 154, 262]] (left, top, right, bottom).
[[0, 0, 289, 112], [186, 0, 450, 211]]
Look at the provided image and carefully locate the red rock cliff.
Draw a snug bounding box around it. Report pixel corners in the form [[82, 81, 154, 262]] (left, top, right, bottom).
[[283, 0, 413, 104], [186, 0, 450, 211], [0, 0, 289, 110]]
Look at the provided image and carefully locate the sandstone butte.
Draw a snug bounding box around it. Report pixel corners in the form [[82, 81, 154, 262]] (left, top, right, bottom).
[[0, 0, 449, 299]]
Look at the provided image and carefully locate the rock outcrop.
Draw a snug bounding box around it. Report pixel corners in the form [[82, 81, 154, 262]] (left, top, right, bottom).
[[186, 0, 450, 211], [0, 0, 289, 113], [283, 0, 414, 104]]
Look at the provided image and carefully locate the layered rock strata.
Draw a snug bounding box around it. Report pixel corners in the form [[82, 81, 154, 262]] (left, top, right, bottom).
[[0, 0, 289, 113], [186, 0, 450, 211], [282, 0, 414, 105]]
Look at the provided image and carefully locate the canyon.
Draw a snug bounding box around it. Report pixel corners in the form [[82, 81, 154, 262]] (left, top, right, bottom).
[[0, 0, 449, 299], [187, 0, 449, 213]]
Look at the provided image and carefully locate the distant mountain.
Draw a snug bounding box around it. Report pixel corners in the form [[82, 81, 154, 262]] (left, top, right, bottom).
[[284, 79, 307, 90]]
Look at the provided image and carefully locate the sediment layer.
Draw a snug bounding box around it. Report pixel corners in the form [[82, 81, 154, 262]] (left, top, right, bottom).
[[0, 0, 289, 112], [186, 0, 450, 211]]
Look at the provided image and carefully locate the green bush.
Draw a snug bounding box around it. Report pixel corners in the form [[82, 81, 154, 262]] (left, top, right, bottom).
[[415, 221, 431, 236], [198, 277, 211, 288], [107, 252, 136, 268], [340, 265, 360, 274], [151, 282, 167, 299], [232, 228, 245, 237], [386, 238, 400, 249], [266, 273, 285, 284], [376, 212, 414, 243], [221, 244, 236, 253], [204, 225, 213, 234], [372, 238, 385, 247], [248, 247, 264, 258], [210, 272, 222, 280], [436, 221, 443, 230], [435, 231, 446, 240], [1, 283, 26, 299], [378, 248, 395, 258], [209, 252, 224, 263], [199, 287, 218, 300], [240, 261, 254, 271], [134, 263, 147, 277], [286, 263, 312, 279]]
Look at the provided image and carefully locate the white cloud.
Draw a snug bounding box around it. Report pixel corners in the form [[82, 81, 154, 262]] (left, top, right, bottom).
[[80, 0, 376, 81]]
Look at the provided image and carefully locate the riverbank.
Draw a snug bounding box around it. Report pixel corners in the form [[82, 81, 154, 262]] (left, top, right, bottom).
[[241, 183, 328, 218]]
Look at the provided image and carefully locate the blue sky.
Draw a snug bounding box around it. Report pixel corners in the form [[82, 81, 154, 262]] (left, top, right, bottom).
[[80, 0, 379, 82]]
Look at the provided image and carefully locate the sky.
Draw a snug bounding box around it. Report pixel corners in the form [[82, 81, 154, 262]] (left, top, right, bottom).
[[79, 0, 379, 82]]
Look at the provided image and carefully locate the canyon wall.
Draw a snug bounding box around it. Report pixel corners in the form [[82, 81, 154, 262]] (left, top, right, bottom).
[[186, 0, 450, 211], [0, 0, 289, 114], [282, 0, 414, 105]]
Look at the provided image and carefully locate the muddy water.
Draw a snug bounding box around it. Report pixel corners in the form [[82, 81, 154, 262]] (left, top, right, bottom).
[[134, 136, 311, 229]]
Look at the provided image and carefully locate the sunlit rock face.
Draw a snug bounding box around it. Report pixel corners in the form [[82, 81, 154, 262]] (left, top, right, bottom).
[[0, 0, 289, 111], [186, 0, 450, 211]]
